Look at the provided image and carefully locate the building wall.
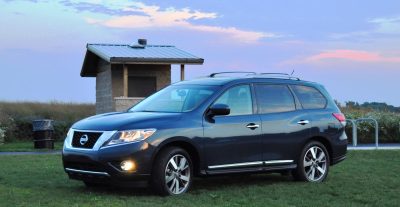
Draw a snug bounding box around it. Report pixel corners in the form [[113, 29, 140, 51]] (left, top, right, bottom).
[[95, 63, 171, 114], [128, 64, 171, 91], [112, 64, 171, 112], [114, 97, 145, 112], [111, 64, 171, 97], [95, 60, 113, 114]]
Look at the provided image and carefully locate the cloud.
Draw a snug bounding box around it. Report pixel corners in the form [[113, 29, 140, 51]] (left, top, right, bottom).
[[280, 49, 400, 66], [306, 50, 400, 63], [77, 1, 277, 43], [369, 16, 400, 34], [60, 0, 134, 16], [331, 15, 400, 39]]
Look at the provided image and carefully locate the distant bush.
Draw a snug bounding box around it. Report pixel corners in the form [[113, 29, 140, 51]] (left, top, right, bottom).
[[0, 101, 95, 142], [0, 127, 5, 144]]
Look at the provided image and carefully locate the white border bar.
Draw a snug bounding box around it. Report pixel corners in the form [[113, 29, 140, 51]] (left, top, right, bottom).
[[65, 168, 110, 176], [264, 160, 293, 165], [208, 161, 263, 169], [208, 160, 294, 169]]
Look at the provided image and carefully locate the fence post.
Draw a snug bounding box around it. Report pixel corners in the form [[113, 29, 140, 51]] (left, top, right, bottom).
[[347, 119, 357, 146], [353, 118, 379, 149], [373, 119, 378, 149]]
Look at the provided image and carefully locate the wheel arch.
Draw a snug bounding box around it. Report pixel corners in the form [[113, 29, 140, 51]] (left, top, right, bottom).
[[304, 136, 333, 165], [151, 137, 202, 176]]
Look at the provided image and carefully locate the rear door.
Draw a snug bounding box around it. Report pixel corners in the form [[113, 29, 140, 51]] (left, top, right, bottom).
[[203, 84, 263, 171], [254, 84, 311, 164]]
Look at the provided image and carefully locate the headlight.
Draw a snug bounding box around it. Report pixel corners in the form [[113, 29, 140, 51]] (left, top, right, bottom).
[[105, 129, 156, 146], [67, 128, 73, 138], [64, 128, 74, 148]]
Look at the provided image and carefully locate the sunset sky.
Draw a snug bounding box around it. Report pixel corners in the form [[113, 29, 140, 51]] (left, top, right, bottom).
[[1, 0, 399, 105]]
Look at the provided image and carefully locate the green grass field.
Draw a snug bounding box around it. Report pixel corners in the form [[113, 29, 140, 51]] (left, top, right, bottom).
[[0, 141, 63, 152], [0, 151, 399, 207]]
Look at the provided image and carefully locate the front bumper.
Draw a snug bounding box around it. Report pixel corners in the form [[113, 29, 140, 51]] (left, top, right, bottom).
[[62, 141, 155, 186]]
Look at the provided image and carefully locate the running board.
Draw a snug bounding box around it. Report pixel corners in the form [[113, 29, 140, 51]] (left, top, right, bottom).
[[205, 164, 297, 175]]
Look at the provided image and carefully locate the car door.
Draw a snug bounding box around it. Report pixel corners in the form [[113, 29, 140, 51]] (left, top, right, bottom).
[[254, 84, 311, 164], [203, 84, 263, 171]]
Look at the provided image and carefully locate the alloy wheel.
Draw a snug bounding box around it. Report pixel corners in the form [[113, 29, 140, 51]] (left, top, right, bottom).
[[165, 154, 191, 194], [303, 146, 327, 181]]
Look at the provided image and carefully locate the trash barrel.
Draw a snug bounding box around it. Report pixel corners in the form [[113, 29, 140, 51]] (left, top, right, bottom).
[[32, 119, 54, 149]]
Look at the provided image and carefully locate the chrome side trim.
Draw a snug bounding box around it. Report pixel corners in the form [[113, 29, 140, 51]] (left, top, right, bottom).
[[208, 161, 263, 169], [208, 160, 294, 169], [65, 168, 110, 176], [264, 160, 293, 165]]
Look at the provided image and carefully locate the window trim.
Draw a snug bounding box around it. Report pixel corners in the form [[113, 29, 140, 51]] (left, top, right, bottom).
[[289, 84, 328, 110], [206, 83, 255, 117], [253, 83, 297, 115]]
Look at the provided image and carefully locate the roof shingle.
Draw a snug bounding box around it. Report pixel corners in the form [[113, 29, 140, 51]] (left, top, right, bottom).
[[81, 43, 204, 77]]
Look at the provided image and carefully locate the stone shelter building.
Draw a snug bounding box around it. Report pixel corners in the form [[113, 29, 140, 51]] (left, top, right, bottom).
[[80, 39, 204, 114]]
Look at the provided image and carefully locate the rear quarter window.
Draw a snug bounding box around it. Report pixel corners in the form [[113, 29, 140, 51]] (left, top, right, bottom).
[[291, 85, 327, 109], [254, 84, 296, 114]]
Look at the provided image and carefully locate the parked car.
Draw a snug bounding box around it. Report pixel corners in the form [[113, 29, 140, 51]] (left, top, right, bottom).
[[63, 72, 347, 196]]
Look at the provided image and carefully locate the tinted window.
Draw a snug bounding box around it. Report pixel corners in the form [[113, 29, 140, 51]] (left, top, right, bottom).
[[255, 85, 296, 114], [213, 85, 253, 116], [292, 85, 327, 109]]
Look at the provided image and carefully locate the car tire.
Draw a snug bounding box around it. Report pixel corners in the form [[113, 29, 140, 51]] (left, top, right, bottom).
[[151, 147, 193, 196], [292, 141, 330, 182]]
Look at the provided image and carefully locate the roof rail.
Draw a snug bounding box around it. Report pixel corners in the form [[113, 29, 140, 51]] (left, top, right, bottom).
[[207, 71, 301, 80], [209, 71, 256, 77], [259, 72, 290, 76], [256, 73, 300, 80]]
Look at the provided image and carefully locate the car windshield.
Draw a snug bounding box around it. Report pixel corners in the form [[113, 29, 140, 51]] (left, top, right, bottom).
[[129, 85, 218, 113]]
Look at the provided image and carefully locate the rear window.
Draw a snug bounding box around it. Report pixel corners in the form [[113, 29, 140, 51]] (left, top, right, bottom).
[[291, 85, 327, 109], [255, 84, 296, 114]]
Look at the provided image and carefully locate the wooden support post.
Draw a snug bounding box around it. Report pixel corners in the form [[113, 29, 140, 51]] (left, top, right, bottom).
[[180, 64, 185, 81], [123, 65, 128, 97]]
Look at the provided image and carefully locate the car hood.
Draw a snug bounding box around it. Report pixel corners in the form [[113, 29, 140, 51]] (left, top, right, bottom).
[[72, 111, 182, 131]]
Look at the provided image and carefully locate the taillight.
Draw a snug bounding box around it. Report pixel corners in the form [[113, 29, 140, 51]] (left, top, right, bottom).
[[333, 113, 346, 126]]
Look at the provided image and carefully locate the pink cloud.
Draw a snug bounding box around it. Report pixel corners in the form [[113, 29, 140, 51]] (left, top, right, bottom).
[[306, 50, 400, 63]]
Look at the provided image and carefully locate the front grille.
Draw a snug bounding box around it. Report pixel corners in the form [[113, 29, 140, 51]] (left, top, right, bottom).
[[72, 131, 103, 149]]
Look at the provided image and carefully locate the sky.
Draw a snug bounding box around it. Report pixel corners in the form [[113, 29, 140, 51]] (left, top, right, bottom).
[[0, 0, 400, 105]]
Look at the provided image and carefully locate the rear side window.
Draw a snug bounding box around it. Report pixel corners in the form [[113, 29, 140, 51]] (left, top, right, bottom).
[[255, 85, 296, 114], [292, 85, 327, 109]]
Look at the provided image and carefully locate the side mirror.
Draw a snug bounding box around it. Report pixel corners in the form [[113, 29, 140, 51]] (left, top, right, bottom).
[[209, 104, 230, 116]]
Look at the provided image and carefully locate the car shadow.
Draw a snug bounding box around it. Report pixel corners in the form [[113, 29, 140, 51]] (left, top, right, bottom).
[[77, 173, 294, 196]]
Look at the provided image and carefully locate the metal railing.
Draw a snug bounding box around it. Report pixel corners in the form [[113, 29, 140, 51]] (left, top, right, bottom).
[[207, 72, 301, 80], [347, 118, 379, 149]]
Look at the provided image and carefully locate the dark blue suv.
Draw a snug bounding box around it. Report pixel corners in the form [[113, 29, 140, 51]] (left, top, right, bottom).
[[63, 73, 347, 195]]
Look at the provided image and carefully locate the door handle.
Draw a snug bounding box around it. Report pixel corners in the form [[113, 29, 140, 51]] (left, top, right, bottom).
[[297, 120, 310, 125], [246, 123, 260, 130]]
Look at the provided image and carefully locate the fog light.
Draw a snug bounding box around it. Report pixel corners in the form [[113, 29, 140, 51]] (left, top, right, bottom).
[[120, 160, 136, 171]]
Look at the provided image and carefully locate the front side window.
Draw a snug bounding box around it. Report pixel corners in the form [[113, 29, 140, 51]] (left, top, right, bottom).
[[255, 84, 296, 114], [213, 85, 253, 116], [291, 85, 327, 109], [129, 85, 217, 113]]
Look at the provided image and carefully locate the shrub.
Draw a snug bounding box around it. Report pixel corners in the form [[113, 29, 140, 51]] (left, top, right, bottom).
[[0, 101, 95, 142], [0, 127, 5, 145], [344, 110, 400, 144]]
